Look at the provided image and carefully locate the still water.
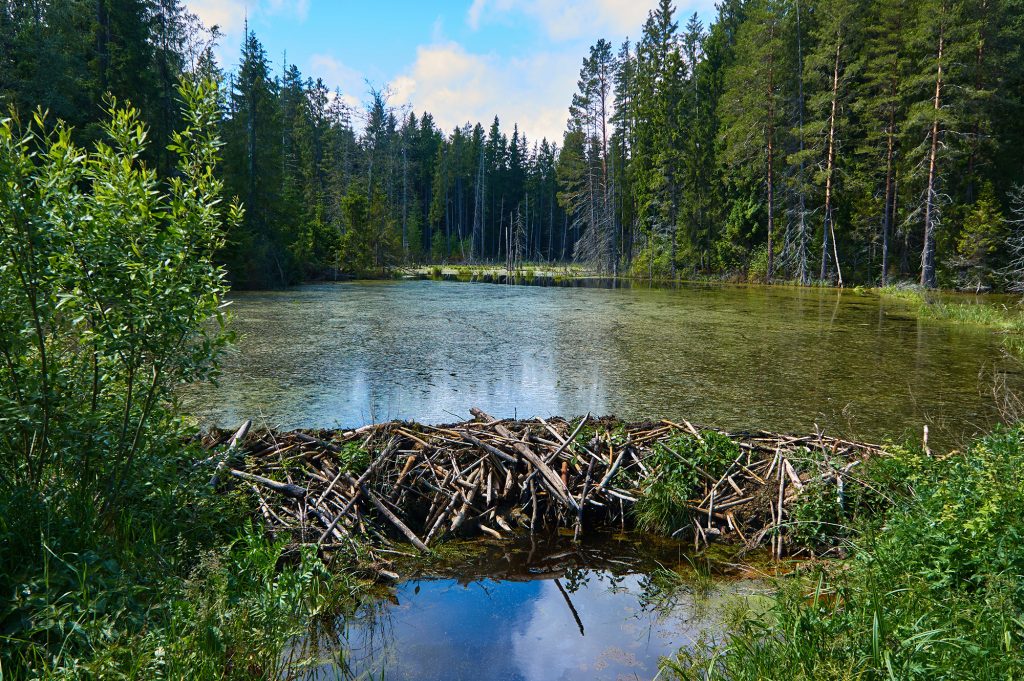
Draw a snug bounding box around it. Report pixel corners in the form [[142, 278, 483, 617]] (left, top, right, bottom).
[[293, 535, 763, 681], [184, 279, 1020, 448]]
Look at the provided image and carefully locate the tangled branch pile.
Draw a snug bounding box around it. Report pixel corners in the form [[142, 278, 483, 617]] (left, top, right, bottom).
[[200, 408, 887, 561]]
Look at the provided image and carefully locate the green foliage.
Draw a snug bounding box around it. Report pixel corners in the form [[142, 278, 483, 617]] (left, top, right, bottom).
[[878, 284, 1024, 331], [746, 244, 771, 283], [789, 478, 846, 549], [954, 184, 1007, 290], [0, 78, 238, 493], [634, 432, 739, 534], [0, 81, 365, 679], [629, 236, 679, 280], [668, 428, 1024, 680], [153, 532, 359, 680], [336, 442, 370, 475], [0, 474, 360, 680]]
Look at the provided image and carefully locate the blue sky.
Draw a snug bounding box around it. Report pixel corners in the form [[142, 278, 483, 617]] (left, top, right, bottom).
[[183, 0, 717, 142]]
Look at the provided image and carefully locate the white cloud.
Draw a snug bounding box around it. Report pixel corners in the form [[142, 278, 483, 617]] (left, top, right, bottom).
[[184, 0, 309, 34], [308, 54, 364, 109], [390, 41, 577, 143], [266, 0, 309, 21], [466, 0, 657, 41], [185, 0, 247, 34], [467, 0, 488, 29], [467, 0, 718, 40]]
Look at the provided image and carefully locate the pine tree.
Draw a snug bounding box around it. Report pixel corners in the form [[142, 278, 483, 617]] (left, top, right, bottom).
[[799, 0, 862, 285], [855, 0, 914, 284], [221, 27, 289, 287], [719, 0, 792, 280], [905, 0, 973, 287], [633, 0, 687, 278]]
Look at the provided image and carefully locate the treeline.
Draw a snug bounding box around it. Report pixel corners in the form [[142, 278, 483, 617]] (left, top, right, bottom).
[[3, 0, 1024, 288], [0, 0, 214, 175], [578, 0, 1024, 288], [215, 30, 568, 287]]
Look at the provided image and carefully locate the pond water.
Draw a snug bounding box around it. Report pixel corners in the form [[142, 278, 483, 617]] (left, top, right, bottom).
[[184, 279, 1020, 449], [291, 535, 764, 681]]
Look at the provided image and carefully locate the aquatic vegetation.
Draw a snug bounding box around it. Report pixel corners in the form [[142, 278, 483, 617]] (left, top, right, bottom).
[[878, 283, 1024, 331]]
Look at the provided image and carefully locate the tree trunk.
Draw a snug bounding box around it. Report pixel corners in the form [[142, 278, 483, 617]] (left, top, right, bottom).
[[921, 26, 944, 289], [765, 47, 776, 281], [820, 35, 843, 286], [881, 108, 896, 286], [795, 0, 809, 284]]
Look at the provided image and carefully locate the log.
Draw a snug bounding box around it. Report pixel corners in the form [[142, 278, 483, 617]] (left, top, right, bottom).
[[207, 419, 251, 488], [363, 486, 429, 552], [228, 468, 305, 498]]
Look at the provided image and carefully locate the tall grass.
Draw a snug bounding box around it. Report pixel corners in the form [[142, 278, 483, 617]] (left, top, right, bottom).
[[878, 283, 1024, 332], [664, 428, 1024, 680]]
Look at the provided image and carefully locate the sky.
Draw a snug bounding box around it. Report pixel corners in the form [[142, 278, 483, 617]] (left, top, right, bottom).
[[182, 0, 717, 143]]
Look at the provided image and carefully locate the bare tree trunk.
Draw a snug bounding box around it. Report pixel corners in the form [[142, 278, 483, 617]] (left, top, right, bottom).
[[921, 26, 944, 289], [881, 108, 896, 285], [765, 46, 776, 281], [820, 36, 843, 286], [795, 0, 809, 284]]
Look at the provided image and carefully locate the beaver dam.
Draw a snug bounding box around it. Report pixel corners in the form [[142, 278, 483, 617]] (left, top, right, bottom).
[[201, 408, 887, 567]]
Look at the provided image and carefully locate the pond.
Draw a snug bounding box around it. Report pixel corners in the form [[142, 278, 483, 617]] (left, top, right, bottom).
[[290, 534, 766, 681], [184, 279, 1020, 449]]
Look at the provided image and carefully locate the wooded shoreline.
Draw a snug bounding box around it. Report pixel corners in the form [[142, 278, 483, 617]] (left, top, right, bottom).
[[201, 410, 890, 572]]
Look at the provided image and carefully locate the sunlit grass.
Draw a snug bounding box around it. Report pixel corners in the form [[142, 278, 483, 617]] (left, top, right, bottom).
[[662, 428, 1024, 680], [877, 283, 1024, 332]]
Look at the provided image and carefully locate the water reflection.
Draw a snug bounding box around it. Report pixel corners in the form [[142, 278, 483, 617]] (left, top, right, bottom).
[[183, 280, 1021, 448], [294, 536, 759, 681]]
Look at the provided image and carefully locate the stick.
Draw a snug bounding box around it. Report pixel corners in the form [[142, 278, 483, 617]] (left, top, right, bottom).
[[554, 579, 585, 636], [471, 407, 577, 508], [363, 486, 428, 552], [208, 419, 251, 487], [316, 450, 392, 544]]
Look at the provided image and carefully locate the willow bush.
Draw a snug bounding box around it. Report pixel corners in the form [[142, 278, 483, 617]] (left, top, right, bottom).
[[0, 78, 240, 495], [0, 79, 265, 677]]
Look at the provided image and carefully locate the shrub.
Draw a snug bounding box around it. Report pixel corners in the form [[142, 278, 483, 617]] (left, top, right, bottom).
[[634, 432, 739, 534], [0, 79, 240, 496], [668, 427, 1024, 680]]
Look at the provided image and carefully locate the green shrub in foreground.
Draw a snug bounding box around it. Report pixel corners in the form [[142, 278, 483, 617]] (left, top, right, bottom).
[[0, 81, 363, 679], [666, 427, 1024, 680]]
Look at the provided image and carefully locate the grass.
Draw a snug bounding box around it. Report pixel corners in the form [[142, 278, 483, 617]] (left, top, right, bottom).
[[876, 283, 1024, 332], [633, 432, 740, 535], [411, 262, 591, 281], [0, 444, 367, 680], [663, 427, 1024, 680]]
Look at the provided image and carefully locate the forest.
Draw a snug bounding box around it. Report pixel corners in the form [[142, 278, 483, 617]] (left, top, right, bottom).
[[4, 1, 1024, 679], [3, 0, 1024, 289]]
